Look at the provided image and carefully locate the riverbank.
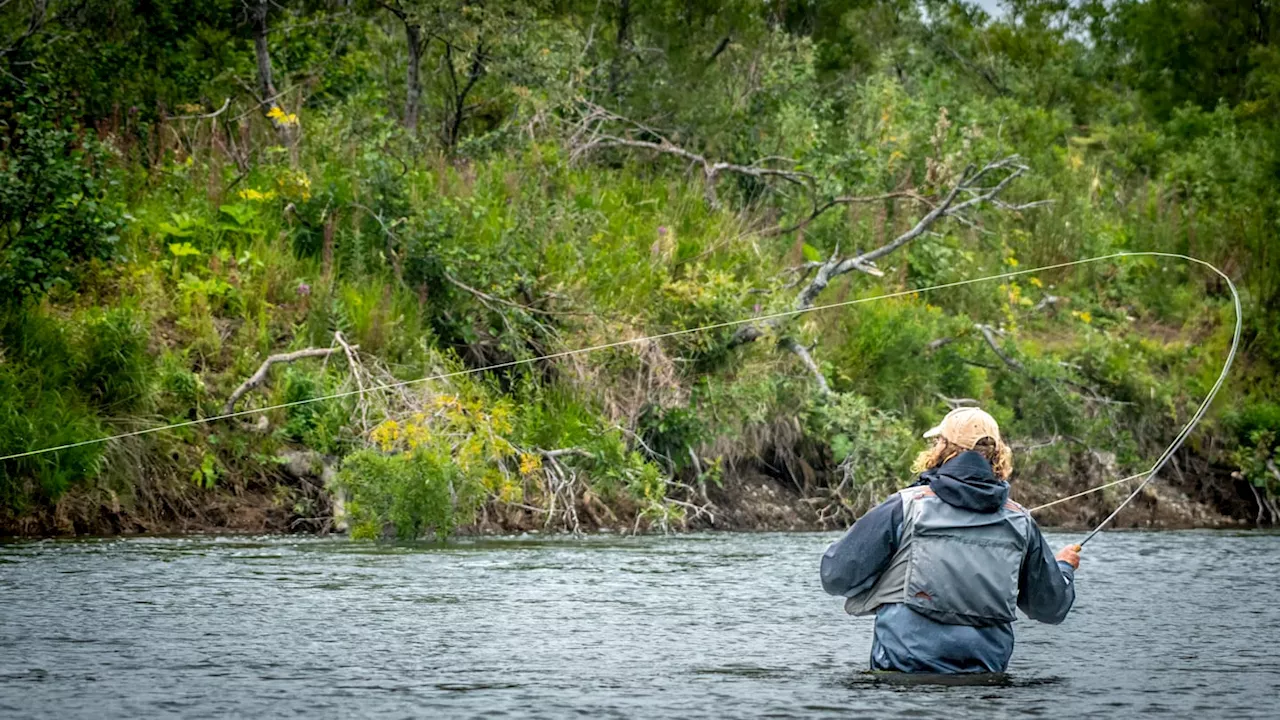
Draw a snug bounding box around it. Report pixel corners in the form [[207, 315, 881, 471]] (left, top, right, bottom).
[[2, 452, 1251, 538], [4, 1, 1279, 542]]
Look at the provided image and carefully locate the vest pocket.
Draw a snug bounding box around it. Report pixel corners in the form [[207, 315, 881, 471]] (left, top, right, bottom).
[[904, 533, 1020, 626]]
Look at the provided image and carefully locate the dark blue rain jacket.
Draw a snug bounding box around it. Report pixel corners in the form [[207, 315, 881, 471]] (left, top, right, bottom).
[[820, 452, 1076, 673]]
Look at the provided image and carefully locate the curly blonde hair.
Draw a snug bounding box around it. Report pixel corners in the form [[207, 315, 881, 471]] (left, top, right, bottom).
[[911, 437, 1013, 480]]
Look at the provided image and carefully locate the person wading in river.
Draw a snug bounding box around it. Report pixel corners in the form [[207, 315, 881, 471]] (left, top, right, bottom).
[[820, 407, 1081, 674]]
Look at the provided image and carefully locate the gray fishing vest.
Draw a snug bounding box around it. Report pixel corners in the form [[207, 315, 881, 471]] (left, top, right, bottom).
[[844, 485, 1031, 626]]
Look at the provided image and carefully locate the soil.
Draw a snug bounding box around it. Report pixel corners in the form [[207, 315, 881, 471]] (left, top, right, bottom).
[[0, 450, 1262, 538]]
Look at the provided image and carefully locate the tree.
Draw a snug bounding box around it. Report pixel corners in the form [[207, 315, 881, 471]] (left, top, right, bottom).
[[0, 77, 123, 305], [377, 0, 428, 132]]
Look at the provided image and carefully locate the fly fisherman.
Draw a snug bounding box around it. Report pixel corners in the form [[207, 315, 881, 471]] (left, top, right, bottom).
[[820, 407, 1081, 673]]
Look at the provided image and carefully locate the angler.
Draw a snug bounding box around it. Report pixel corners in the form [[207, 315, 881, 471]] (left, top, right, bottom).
[[820, 407, 1080, 674]]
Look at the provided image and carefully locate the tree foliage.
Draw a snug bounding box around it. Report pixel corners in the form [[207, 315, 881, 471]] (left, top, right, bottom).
[[2, 0, 1279, 534]]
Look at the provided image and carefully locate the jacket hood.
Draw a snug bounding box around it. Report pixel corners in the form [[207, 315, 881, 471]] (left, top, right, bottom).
[[915, 450, 1009, 513]]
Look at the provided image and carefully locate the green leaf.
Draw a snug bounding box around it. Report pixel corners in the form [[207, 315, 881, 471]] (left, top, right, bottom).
[[831, 433, 854, 463], [802, 243, 821, 263], [219, 202, 257, 227], [168, 242, 201, 258]]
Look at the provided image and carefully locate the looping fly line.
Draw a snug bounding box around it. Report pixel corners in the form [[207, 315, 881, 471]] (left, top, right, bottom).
[[0, 252, 1241, 543]]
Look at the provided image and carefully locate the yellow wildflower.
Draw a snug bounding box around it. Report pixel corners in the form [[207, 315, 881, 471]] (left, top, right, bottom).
[[1029, 277, 1043, 288], [519, 453, 542, 476], [370, 420, 401, 452], [237, 188, 276, 201], [276, 170, 312, 200], [266, 106, 299, 127]]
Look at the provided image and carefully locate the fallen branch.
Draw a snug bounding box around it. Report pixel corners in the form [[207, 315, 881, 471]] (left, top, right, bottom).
[[334, 331, 367, 433], [541, 447, 593, 460], [783, 338, 831, 395], [224, 346, 348, 414], [732, 155, 1034, 348], [1032, 294, 1067, 313]]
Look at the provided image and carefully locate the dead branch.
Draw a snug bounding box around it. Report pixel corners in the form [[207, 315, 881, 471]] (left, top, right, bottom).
[[570, 101, 812, 207], [443, 272, 565, 317], [663, 495, 717, 526], [541, 448, 593, 460], [766, 191, 931, 237], [224, 345, 350, 413], [976, 323, 1026, 373], [169, 98, 232, 121], [334, 331, 368, 433], [935, 393, 979, 409], [443, 272, 558, 341], [731, 155, 1033, 349], [783, 338, 831, 394], [1032, 294, 1067, 313]]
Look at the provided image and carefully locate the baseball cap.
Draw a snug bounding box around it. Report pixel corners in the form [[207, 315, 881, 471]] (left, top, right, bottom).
[[923, 407, 1002, 449]]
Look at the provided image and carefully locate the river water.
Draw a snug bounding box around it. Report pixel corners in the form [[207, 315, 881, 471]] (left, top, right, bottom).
[[1, 530, 1277, 718]]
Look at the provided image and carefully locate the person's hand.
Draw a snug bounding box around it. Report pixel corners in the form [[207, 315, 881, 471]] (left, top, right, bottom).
[[1055, 544, 1081, 570]]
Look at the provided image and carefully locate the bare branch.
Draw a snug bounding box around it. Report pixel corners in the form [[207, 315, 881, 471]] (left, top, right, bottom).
[[1032, 294, 1067, 312], [334, 331, 367, 433], [731, 155, 1036, 351], [541, 448, 593, 459], [926, 337, 955, 352], [766, 191, 930, 237], [224, 346, 348, 414], [570, 101, 811, 207], [976, 323, 1026, 373], [169, 98, 232, 121], [443, 272, 564, 317], [935, 393, 979, 409], [783, 338, 831, 394]]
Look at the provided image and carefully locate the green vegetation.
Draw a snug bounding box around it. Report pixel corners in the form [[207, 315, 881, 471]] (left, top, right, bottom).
[[1, 0, 1277, 535]]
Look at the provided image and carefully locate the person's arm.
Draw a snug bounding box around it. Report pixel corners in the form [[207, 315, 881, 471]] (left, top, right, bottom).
[[1017, 520, 1077, 624], [819, 494, 903, 597]]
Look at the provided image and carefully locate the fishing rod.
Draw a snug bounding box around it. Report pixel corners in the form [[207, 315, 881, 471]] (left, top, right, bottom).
[[0, 252, 1242, 543]]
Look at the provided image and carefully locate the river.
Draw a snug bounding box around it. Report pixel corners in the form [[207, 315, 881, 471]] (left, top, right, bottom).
[[1, 530, 1277, 718]]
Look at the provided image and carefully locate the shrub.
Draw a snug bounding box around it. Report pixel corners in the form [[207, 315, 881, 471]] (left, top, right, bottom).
[[0, 77, 124, 305], [338, 448, 474, 540]]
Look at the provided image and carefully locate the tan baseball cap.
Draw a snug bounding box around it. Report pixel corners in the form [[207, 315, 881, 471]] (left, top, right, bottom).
[[923, 407, 1002, 449]]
